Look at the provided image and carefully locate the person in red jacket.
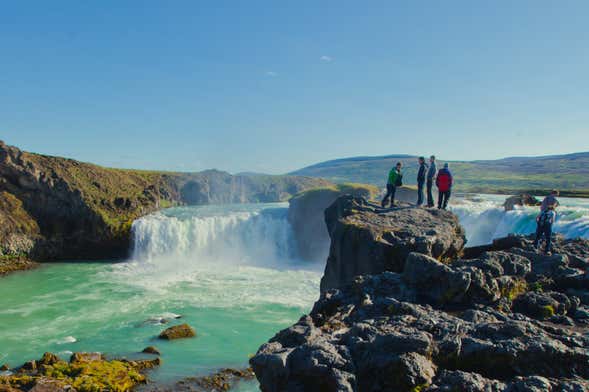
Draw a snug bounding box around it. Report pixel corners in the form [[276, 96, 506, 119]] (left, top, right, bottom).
[[436, 163, 453, 209]]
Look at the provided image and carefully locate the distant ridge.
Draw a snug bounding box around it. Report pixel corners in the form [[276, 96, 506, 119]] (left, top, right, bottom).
[[291, 151, 589, 195]]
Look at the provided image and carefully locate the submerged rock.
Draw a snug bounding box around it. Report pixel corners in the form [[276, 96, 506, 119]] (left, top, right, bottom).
[[251, 196, 589, 391], [142, 346, 161, 356], [137, 368, 255, 392], [158, 323, 196, 340]]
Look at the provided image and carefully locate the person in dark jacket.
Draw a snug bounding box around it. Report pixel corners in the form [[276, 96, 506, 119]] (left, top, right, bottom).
[[416, 157, 427, 206], [381, 162, 403, 208], [426, 155, 437, 207], [436, 163, 453, 209], [534, 204, 557, 255]]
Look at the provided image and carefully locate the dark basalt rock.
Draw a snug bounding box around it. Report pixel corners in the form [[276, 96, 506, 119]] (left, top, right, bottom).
[[320, 196, 466, 292], [251, 196, 589, 392], [503, 194, 541, 211]]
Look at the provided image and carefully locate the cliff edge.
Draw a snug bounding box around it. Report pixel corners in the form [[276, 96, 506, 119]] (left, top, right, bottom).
[[251, 195, 589, 391]]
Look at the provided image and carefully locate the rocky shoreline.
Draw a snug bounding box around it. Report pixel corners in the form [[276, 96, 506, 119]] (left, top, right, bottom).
[[250, 196, 589, 391]]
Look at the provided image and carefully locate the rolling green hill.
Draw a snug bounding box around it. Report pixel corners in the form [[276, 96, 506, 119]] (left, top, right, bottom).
[[291, 152, 589, 197]]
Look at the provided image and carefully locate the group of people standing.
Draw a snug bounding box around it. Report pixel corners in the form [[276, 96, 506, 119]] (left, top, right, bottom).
[[381, 155, 453, 209]]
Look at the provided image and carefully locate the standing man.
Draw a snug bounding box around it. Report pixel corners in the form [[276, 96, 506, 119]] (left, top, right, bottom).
[[534, 204, 557, 255], [541, 190, 560, 211], [436, 163, 453, 209], [416, 157, 427, 206], [426, 155, 437, 207], [381, 162, 403, 208]]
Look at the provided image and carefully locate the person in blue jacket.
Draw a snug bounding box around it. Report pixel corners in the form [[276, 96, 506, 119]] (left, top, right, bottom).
[[534, 204, 557, 255], [426, 155, 437, 207], [416, 157, 427, 206]]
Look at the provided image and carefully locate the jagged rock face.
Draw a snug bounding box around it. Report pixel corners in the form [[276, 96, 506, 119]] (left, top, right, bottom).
[[320, 196, 466, 292], [287, 185, 376, 262], [251, 196, 589, 392]]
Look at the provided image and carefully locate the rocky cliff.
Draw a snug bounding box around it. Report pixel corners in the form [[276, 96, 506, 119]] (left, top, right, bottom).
[[288, 184, 379, 262], [251, 196, 589, 391], [0, 141, 330, 264], [320, 196, 465, 292]]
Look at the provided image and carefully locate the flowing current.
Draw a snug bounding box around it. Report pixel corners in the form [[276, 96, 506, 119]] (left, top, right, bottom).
[[451, 194, 589, 246], [0, 196, 588, 389]]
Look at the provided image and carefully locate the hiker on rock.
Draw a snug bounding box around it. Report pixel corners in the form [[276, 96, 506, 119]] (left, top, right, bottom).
[[381, 162, 403, 208], [541, 190, 560, 211], [436, 163, 453, 210], [534, 204, 557, 255], [416, 156, 427, 206], [426, 155, 437, 207]]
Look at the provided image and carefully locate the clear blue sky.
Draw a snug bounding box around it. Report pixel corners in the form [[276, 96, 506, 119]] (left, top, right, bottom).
[[1, 1, 588, 174]]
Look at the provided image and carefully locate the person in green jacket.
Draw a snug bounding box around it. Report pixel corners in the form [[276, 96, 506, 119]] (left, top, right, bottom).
[[381, 162, 403, 208]]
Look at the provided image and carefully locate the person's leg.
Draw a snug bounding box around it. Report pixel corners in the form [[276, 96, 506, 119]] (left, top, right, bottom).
[[544, 224, 553, 254], [443, 190, 451, 209], [417, 181, 424, 206], [426, 180, 433, 207], [438, 191, 443, 209], [381, 184, 392, 207], [533, 224, 542, 249], [390, 185, 397, 207]]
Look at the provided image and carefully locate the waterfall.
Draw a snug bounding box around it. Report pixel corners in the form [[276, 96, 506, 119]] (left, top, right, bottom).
[[451, 198, 589, 247]]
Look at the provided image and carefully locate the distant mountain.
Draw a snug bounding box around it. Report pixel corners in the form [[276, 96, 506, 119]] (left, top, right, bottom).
[[291, 152, 589, 196]]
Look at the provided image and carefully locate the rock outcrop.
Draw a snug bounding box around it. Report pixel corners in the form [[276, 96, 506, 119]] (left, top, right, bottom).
[[320, 196, 465, 292], [503, 194, 541, 211], [288, 184, 379, 262], [251, 196, 589, 392], [0, 141, 329, 267], [0, 351, 161, 391]]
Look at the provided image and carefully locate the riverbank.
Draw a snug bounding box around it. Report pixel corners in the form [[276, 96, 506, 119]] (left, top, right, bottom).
[[0, 255, 37, 276]]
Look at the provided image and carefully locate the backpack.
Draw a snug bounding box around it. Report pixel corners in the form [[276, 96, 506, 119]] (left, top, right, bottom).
[[395, 173, 403, 187], [538, 210, 553, 226]]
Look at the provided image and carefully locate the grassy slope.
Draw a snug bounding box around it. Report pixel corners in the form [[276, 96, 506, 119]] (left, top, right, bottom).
[[21, 150, 179, 236], [291, 153, 589, 196]]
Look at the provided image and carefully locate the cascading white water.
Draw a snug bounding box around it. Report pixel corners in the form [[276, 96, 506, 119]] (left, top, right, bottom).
[[131, 204, 296, 268], [451, 195, 589, 247]]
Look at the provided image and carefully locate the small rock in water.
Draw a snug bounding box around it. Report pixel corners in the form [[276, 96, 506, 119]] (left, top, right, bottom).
[[142, 346, 161, 355], [158, 323, 196, 340], [0, 364, 9, 371]]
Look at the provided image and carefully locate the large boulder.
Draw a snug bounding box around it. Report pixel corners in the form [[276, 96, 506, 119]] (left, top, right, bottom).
[[503, 194, 541, 211], [252, 198, 589, 391], [320, 196, 465, 292]]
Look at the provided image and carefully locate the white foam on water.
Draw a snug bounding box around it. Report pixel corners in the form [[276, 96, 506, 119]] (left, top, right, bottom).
[[451, 196, 589, 246], [109, 203, 322, 308]]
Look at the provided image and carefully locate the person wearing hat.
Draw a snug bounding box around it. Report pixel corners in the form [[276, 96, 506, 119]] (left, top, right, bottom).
[[435, 163, 453, 209]]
